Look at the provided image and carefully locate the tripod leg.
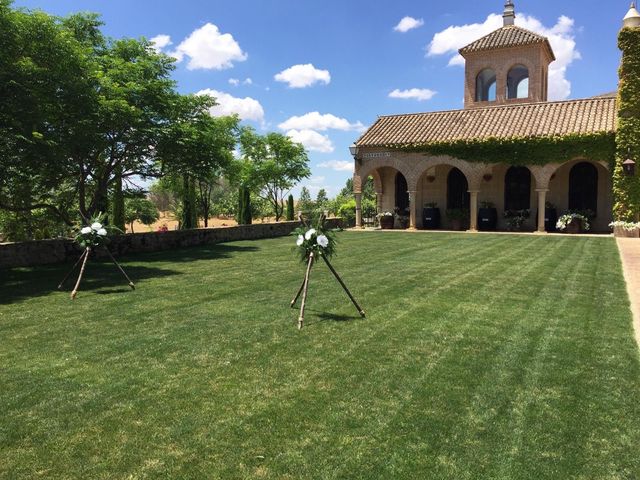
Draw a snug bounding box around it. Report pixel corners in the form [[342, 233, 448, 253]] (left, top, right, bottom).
[[321, 254, 366, 318], [297, 252, 314, 330], [58, 249, 87, 290], [71, 247, 91, 300], [104, 247, 135, 290], [290, 277, 306, 308]]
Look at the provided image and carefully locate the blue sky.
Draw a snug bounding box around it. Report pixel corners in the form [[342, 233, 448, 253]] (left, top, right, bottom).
[[13, 0, 627, 199]]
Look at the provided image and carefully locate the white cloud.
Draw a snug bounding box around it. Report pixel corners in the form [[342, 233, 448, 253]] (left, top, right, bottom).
[[309, 175, 326, 185], [318, 160, 354, 172], [389, 88, 437, 101], [285, 129, 334, 153], [274, 64, 331, 88], [171, 23, 247, 70], [394, 16, 424, 33], [278, 112, 365, 132], [426, 13, 581, 100], [197, 89, 265, 123], [150, 34, 172, 53], [229, 77, 252, 87]]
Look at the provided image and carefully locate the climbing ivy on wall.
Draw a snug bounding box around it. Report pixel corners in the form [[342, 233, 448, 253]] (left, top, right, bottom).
[[614, 27, 640, 221], [391, 132, 616, 167]]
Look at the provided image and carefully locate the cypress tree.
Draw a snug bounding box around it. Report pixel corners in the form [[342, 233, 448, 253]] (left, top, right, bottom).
[[286, 194, 295, 220]]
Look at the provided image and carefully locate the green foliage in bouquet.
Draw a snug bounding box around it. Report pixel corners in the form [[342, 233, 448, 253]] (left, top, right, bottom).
[[293, 223, 337, 262]]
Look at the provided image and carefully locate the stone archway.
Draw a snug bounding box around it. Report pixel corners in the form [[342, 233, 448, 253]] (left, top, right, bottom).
[[541, 158, 612, 232]]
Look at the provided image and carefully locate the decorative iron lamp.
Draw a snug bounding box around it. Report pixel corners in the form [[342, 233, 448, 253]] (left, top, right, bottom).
[[623, 157, 636, 176], [349, 143, 361, 165]]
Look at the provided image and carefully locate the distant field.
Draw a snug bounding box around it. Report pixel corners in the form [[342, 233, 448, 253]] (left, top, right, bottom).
[[1, 232, 639, 479]]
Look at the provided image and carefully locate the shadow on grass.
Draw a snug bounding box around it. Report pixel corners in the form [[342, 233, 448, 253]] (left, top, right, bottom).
[[299, 309, 361, 328], [0, 243, 260, 305], [114, 243, 260, 264]]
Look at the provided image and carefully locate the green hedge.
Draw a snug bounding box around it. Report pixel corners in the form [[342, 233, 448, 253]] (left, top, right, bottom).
[[392, 132, 616, 167], [614, 27, 640, 221]]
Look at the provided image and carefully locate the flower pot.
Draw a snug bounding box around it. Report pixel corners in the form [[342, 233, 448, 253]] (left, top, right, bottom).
[[423, 207, 441, 229], [379, 216, 394, 229], [565, 218, 582, 234], [614, 226, 640, 238], [478, 208, 497, 231], [395, 216, 409, 229], [449, 219, 464, 231]]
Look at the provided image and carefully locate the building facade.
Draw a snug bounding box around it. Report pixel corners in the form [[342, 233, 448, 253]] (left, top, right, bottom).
[[352, 2, 637, 233]]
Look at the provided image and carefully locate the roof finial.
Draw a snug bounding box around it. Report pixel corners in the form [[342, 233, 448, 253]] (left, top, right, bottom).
[[624, 1, 640, 28], [503, 1, 516, 27]]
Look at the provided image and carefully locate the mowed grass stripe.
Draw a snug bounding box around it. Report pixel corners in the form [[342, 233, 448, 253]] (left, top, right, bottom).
[[0, 233, 639, 479]]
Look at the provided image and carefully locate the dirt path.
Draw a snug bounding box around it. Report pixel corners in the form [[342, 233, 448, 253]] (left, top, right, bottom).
[[128, 212, 238, 233], [616, 237, 640, 349]]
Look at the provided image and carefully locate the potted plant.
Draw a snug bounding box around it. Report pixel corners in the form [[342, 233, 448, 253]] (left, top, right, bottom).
[[556, 212, 590, 234], [446, 208, 469, 231], [610, 220, 640, 238], [503, 209, 530, 231], [423, 202, 441, 229], [478, 201, 497, 231], [392, 207, 409, 229], [378, 211, 394, 229]]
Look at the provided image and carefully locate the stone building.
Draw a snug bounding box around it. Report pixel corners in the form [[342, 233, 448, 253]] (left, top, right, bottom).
[[351, 1, 637, 232]]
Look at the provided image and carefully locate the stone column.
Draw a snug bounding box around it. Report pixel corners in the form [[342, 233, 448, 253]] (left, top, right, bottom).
[[408, 190, 417, 230], [468, 190, 479, 232], [536, 189, 548, 233], [355, 192, 363, 228]]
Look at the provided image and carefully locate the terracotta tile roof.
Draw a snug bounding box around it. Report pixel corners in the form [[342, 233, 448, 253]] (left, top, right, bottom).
[[356, 97, 617, 148], [459, 25, 555, 61]]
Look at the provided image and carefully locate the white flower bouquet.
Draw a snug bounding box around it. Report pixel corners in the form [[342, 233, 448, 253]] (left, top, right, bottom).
[[556, 213, 590, 232], [609, 220, 640, 231], [74, 213, 119, 248], [293, 224, 336, 261]]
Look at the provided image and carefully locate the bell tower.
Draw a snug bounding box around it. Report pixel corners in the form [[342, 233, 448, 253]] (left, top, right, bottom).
[[459, 1, 556, 109]]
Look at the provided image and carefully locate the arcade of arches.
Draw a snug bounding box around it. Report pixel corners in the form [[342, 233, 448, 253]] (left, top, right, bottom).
[[353, 153, 612, 232]]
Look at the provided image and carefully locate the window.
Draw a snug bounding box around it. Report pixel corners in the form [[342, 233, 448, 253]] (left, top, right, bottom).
[[507, 65, 529, 99], [475, 69, 497, 102], [504, 166, 531, 210], [569, 162, 598, 214], [447, 168, 470, 210]]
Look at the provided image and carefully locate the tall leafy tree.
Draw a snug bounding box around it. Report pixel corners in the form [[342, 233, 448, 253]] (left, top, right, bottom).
[[298, 187, 314, 214], [231, 128, 310, 221], [0, 6, 178, 228], [156, 94, 239, 229], [0, 6, 99, 226], [124, 197, 159, 233], [316, 189, 329, 210]]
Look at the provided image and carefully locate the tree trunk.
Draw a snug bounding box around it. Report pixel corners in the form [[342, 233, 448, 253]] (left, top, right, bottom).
[[237, 186, 252, 225], [181, 174, 198, 230], [112, 164, 125, 231]]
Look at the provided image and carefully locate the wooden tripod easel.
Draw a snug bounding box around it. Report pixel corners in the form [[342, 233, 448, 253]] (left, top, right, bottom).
[[58, 246, 135, 299], [290, 215, 365, 329]]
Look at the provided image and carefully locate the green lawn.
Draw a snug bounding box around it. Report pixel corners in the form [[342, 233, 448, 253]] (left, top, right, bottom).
[[1, 232, 639, 479]]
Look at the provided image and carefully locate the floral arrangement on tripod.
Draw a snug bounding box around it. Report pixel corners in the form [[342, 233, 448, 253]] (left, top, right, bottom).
[[293, 224, 336, 261], [74, 213, 120, 249]]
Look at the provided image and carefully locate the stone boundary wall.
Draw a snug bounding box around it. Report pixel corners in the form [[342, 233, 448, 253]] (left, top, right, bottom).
[[0, 218, 343, 269]]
